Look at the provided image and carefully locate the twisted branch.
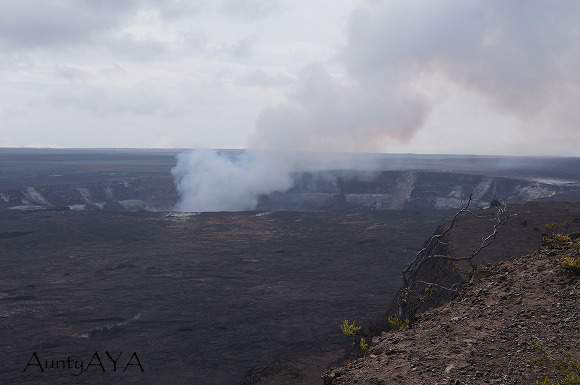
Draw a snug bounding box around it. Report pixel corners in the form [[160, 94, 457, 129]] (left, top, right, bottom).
[[397, 194, 509, 320]]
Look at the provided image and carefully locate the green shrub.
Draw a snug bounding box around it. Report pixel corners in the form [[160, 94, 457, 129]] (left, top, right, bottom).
[[387, 316, 409, 331], [544, 234, 573, 248], [537, 369, 580, 385], [555, 234, 572, 243], [341, 320, 361, 337], [341, 320, 368, 354], [424, 286, 436, 297], [562, 256, 580, 274], [359, 337, 369, 354], [531, 339, 580, 385]]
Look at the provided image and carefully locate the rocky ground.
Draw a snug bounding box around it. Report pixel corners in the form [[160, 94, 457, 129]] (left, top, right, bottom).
[[323, 234, 579, 385], [2, 203, 580, 384], [0, 209, 452, 385]]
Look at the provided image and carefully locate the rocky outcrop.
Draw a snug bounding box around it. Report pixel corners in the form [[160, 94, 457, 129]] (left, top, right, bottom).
[[0, 177, 176, 212], [1, 167, 579, 213], [258, 171, 577, 212], [323, 235, 580, 385]]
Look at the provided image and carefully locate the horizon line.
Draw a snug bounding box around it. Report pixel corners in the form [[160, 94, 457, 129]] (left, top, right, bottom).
[[0, 147, 578, 159]]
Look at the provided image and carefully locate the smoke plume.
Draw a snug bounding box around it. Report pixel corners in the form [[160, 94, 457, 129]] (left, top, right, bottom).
[[172, 150, 294, 212], [174, 0, 580, 212]]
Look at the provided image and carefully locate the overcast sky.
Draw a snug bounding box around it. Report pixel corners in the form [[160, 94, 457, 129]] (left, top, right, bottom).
[[1, 0, 579, 156]]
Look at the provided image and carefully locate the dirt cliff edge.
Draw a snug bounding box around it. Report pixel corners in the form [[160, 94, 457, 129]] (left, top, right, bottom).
[[323, 235, 579, 385]]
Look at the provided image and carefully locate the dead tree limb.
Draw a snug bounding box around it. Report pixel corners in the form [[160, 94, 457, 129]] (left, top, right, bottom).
[[397, 194, 509, 322]]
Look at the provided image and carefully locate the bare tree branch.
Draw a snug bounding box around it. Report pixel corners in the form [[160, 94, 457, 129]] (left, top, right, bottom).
[[396, 194, 509, 322], [413, 281, 460, 292]]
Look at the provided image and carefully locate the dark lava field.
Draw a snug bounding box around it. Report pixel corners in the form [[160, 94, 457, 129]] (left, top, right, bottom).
[[2, 149, 580, 385], [1, 209, 453, 385]]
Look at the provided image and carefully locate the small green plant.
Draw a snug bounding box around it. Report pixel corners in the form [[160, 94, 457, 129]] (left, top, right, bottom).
[[341, 320, 361, 337], [544, 234, 573, 248], [562, 256, 580, 274], [536, 368, 580, 385], [359, 337, 369, 354], [554, 234, 572, 243], [387, 316, 409, 331], [424, 286, 436, 298], [545, 223, 558, 232], [538, 376, 551, 385], [341, 320, 368, 354], [531, 339, 580, 385]]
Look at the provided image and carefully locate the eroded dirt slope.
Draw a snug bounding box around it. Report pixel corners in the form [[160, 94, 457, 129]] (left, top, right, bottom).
[[324, 236, 579, 385]]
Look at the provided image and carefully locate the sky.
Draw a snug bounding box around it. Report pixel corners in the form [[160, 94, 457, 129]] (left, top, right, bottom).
[[0, 0, 579, 156]]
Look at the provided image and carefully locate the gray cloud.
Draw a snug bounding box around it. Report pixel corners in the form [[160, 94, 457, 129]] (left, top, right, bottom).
[[219, 36, 255, 59], [0, 1, 358, 151], [251, 64, 428, 151], [0, 0, 137, 48], [236, 69, 293, 88], [154, 0, 205, 20], [52, 65, 90, 82], [250, 0, 580, 153], [346, 0, 580, 120], [48, 82, 172, 116], [220, 0, 284, 20], [0, 0, 203, 50], [2, 0, 579, 156]]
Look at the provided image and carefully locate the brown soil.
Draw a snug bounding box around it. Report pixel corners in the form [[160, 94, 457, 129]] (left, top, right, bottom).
[[323, 236, 579, 385]]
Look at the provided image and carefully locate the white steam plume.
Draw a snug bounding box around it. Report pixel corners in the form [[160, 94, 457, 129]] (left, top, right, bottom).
[[174, 1, 580, 212], [171, 150, 294, 212]]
